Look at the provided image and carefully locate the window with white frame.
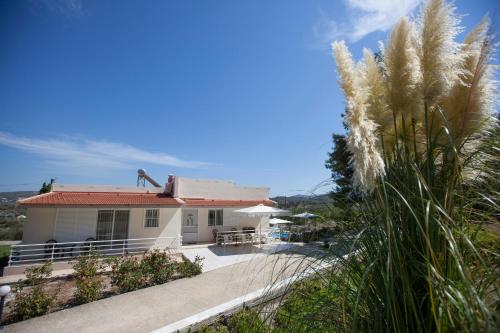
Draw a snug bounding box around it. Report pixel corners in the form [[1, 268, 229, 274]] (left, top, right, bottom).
[[208, 209, 223, 226], [144, 209, 160, 228]]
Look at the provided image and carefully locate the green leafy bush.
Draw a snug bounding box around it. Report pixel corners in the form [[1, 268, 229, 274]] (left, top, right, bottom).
[[227, 308, 266, 333], [197, 324, 229, 333], [107, 256, 148, 293], [177, 255, 204, 278], [12, 285, 55, 321], [73, 252, 104, 304], [11, 262, 55, 321], [141, 249, 175, 285], [108, 250, 181, 293], [24, 262, 52, 286], [274, 277, 343, 333]]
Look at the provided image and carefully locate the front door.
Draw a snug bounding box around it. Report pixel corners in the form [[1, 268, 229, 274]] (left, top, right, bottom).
[[182, 209, 198, 244]]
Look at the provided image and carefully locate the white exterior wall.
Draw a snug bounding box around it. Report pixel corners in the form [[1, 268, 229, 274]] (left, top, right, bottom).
[[128, 207, 181, 240], [52, 184, 164, 193], [191, 207, 269, 243], [22, 206, 182, 245], [22, 208, 57, 244], [174, 177, 269, 200], [54, 208, 98, 242]]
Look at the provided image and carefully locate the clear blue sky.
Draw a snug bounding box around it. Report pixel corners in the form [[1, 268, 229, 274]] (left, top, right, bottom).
[[0, 0, 497, 196]]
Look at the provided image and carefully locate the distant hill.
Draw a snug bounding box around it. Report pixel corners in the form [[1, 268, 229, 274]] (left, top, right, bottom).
[[271, 193, 332, 209], [0, 191, 37, 205], [0, 191, 35, 240]]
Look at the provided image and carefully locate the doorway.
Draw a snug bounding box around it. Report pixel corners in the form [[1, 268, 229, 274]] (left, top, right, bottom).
[[182, 209, 198, 244]]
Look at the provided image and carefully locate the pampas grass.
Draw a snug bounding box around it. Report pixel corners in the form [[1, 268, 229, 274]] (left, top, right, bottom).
[[441, 18, 496, 146], [418, 0, 464, 102], [325, 0, 498, 331], [332, 0, 495, 191], [332, 41, 385, 192]]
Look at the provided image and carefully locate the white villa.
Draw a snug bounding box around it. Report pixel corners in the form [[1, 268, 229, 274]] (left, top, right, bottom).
[[18, 175, 275, 247]]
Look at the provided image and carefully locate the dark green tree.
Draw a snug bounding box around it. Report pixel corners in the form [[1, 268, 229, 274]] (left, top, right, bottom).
[[325, 114, 356, 202], [39, 182, 52, 194], [324, 117, 362, 226], [325, 133, 353, 198]]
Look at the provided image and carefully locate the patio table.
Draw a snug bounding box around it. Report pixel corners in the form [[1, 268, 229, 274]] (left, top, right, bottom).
[[216, 231, 258, 246]]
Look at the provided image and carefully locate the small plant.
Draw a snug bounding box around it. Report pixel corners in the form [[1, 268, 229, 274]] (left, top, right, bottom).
[[141, 249, 176, 285], [107, 255, 148, 293], [177, 255, 204, 278], [11, 262, 55, 321], [24, 262, 52, 286], [226, 308, 266, 333], [73, 251, 104, 304], [274, 277, 341, 332], [198, 324, 229, 333], [12, 285, 55, 321]]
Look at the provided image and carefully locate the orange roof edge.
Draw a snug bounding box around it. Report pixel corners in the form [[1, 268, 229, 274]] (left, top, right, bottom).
[[17, 192, 274, 208], [18, 191, 182, 207]]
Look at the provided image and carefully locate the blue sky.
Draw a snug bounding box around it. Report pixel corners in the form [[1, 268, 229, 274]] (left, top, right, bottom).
[[0, 0, 497, 196]]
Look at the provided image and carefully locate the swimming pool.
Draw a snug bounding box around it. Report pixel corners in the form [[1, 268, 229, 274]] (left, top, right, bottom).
[[270, 231, 290, 239]]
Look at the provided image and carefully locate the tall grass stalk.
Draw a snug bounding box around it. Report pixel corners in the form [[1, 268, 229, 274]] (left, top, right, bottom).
[[325, 0, 499, 331]]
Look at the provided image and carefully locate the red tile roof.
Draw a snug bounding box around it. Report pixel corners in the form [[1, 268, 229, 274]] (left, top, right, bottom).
[[18, 192, 182, 207], [183, 198, 276, 207]]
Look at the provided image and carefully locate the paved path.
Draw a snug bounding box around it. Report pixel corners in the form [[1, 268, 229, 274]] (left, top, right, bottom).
[[181, 243, 298, 272], [2, 251, 313, 333]]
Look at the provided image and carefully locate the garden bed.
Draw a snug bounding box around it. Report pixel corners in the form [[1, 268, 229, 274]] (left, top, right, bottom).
[[1, 250, 204, 325]]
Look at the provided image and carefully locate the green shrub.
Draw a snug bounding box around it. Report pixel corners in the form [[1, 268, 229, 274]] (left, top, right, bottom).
[[12, 285, 55, 321], [197, 324, 229, 333], [24, 262, 52, 286], [11, 262, 54, 321], [177, 255, 204, 278], [227, 308, 266, 333], [73, 252, 104, 304], [108, 251, 199, 293], [141, 249, 175, 285], [274, 277, 342, 333], [107, 256, 148, 293]]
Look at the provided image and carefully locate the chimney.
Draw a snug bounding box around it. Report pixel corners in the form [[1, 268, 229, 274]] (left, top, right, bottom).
[[164, 174, 175, 196]]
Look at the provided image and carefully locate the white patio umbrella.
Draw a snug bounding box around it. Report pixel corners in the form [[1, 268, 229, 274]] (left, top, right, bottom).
[[292, 212, 318, 219], [269, 218, 293, 225], [234, 204, 290, 246], [292, 212, 319, 230], [269, 218, 293, 241]]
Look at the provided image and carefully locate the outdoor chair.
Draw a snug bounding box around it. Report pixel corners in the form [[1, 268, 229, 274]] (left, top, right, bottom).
[[229, 227, 238, 245], [44, 239, 61, 259], [223, 234, 231, 246], [212, 229, 219, 243], [241, 227, 255, 245]]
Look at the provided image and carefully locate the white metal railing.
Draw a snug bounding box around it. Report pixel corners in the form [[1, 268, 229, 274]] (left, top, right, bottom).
[[8, 236, 182, 267]]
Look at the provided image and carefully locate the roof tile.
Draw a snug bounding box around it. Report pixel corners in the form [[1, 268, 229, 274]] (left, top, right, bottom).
[[183, 199, 276, 207], [18, 192, 181, 207]]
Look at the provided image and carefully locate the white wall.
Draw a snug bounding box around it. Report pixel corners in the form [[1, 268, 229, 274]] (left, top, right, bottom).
[[175, 177, 269, 200], [22, 206, 182, 245], [54, 208, 98, 242], [128, 207, 181, 240], [53, 184, 164, 193], [22, 208, 57, 244]]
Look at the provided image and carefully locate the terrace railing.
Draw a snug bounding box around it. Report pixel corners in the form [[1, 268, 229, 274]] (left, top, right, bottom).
[[8, 236, 182, 267]]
